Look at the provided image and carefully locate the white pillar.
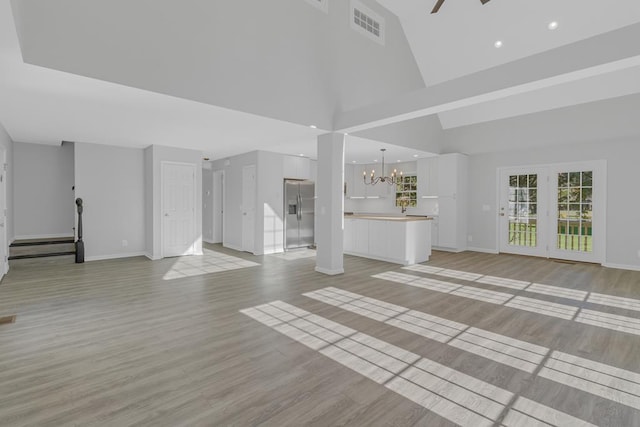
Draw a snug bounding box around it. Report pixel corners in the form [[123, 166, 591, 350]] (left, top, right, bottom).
[[315, 133, 344, 275]]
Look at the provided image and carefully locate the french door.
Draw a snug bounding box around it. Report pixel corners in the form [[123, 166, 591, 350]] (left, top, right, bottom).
[[499, 161, 605, 263]]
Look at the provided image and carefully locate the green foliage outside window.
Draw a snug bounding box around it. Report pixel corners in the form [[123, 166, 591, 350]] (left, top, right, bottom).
[[395, 175, 417, 208]]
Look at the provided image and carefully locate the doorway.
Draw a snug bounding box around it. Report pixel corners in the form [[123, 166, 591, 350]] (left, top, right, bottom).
[[213, 170, 224, 244], [162, 162, 197, 258], [498, 161, 606, 263], [242, 165, 256, 253]]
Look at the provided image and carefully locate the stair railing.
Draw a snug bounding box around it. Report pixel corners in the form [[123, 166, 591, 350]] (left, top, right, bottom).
[[75, 198, 84, 263]]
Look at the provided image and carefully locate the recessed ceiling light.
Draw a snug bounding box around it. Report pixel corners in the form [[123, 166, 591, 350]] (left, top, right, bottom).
[[374, 159, 378, 162], [299, 154, 304, 157], [397, 160, 401, 163], [413, 154, 419, 158], [309, 125, 317, 129], [548, 21, 559, 30], [344, 133, 349, 136], [494, 40, 503, 49], [352, 160, 356, 163]]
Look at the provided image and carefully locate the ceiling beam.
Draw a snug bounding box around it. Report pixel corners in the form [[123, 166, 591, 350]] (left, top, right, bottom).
[[334, 23, 640, 133]]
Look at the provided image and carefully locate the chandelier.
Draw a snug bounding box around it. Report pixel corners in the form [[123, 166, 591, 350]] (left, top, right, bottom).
[[363, 149, 402, 185]]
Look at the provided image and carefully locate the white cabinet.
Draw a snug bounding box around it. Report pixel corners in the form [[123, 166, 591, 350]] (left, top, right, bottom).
[[343, 217, 431, 265], [343, 218, 355, 252], [344, 164, 354, 198], [417, 157, 438, 198], [430, 217, 439, 247], [354, 219, 369, 253], [284, 156, 310, 179], [368, 220, 388, 258], [433, 153, 468, 252], [351, 164, 367, 198]]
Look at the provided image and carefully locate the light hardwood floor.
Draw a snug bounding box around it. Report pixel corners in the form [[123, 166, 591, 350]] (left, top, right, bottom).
[[1, 245, 640, 426]]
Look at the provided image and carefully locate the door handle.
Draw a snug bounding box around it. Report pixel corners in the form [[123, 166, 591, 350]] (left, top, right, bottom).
[[499, 213, 505, 217]]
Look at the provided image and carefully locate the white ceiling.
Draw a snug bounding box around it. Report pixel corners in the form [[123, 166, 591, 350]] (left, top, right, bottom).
[[377, 0, 640, 85], [1, 0, 640, 161]]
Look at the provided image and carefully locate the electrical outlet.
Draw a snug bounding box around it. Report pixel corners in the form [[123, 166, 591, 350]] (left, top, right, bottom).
[[637, 249, 640, 259], [467, 235, 473, 242], [122, 240, 128, 248]]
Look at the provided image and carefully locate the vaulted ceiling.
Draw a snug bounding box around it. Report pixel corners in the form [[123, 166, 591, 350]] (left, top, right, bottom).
[[1, 0, 640, 161]]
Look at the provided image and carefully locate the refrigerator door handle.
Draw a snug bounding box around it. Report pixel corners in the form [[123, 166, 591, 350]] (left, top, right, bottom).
[[297, 193, 302, 221]]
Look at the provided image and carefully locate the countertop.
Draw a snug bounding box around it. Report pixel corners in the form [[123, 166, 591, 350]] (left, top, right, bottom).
[[344, 213, 433, 222]]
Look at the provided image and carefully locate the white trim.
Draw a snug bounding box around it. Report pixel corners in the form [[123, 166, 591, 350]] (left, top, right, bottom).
[[224, 242, 244, 253], [315, 266, 344, 275], [603, 262, 640, 272], [14, 233, 74, 240], [203, 237, 216, 244], [432, 246, 466, 253], [86, 251, 147, 262], [467, 246, 499, 254]]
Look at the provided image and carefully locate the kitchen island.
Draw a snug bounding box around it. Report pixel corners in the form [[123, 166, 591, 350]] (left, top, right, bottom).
[[343, 214, 432, 265]]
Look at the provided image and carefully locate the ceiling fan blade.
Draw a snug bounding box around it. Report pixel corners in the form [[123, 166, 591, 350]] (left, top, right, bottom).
[[480, 0, 491, 4], [431, 0, 445, 14]]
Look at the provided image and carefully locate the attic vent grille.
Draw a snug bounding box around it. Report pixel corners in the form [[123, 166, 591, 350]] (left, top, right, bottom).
[[350, 1, 385, 45], [303, 0, 328, 14]]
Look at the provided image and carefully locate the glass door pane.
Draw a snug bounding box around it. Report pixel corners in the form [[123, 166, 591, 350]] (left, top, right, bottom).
[[556, 171, 593, 253], [499, 167, 547, 257], [508, 174, 538, 248]]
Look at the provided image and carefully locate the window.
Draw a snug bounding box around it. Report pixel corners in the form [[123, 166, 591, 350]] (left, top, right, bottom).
[[396, 175, 417, 208]]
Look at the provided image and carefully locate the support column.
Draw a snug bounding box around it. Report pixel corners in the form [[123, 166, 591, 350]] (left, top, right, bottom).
[[315, 133, 344, 275]]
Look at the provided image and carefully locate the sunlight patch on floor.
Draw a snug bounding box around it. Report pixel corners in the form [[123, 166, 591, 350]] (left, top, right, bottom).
[[163, 248, 259, 280]]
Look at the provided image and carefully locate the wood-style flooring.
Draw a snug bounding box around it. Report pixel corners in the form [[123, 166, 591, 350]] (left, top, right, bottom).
[[1, 245, 640, 426]]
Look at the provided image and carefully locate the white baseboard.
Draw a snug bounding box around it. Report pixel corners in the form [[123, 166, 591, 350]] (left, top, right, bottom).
[[432, 246, 465, 253], [315, 266, 344, 275], [86, 251, 147, 262], [602, 262, 640, 272], [224, 243, 245, 253], [467, 246, 500, 254], [14, 233, 73, 240]]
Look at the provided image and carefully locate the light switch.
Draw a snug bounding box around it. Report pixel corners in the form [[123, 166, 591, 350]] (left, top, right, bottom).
[[482, 204, 491, 212]]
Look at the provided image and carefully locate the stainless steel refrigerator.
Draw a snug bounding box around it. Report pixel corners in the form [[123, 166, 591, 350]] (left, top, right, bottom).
[[284, 179, 315, 250]]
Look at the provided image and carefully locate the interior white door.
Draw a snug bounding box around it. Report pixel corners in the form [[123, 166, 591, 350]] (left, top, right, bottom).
[[499, 167, 548, 257], [162, 162, 196, 258], [213, 170, 224, 244], [242, 165, 256, 253]]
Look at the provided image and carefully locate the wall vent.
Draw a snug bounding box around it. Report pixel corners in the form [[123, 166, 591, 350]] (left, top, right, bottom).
[[304, 0, 328, 14], [350, 0, 385, 45]]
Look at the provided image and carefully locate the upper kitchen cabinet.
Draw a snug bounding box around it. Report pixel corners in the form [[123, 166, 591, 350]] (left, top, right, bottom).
[[283, 155, 311, 180], [344, 163, 354, 198], [434, 153, 468, 251], [351, 164, 368, 198], [417, 157, 438, 198]]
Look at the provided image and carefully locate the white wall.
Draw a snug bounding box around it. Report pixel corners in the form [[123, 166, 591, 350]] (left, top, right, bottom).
[[202, 168, 214, 243], [468, 138, 640, 269], [212, 150, 314, 255], [13, 141, 74, 239], [15, 0, 424, 132], [212, 151, 257, 252], [74, 142, 145, 260], [0, 121, 14, 247], [147, 145, 203, 259], [345, 161, 438, 216]]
